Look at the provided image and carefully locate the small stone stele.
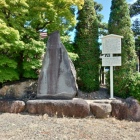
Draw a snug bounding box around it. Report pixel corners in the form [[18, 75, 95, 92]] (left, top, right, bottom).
[[37, 31, 78, 99]]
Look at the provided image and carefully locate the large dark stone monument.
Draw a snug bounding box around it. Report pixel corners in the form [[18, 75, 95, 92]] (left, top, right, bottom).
[[37, 31, 78, 99]]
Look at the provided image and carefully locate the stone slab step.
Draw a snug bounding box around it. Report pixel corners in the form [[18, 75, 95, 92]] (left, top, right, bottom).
[[26, 98, 90, 118]]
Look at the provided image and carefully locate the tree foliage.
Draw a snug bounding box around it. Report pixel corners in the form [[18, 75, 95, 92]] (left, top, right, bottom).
[[0, 0, 84, 84], [108, 0, 137, 97], [130, 0, 140, 52], [94, 1, 103, 22], [129, 72, 140, 101], [132, 19, 140, 51], [130, 0, 140, 17], [94, 1, 108, 36], [130, 0, 140, 74], [74, 0, 100, 92], [25, 0, 84, 34]]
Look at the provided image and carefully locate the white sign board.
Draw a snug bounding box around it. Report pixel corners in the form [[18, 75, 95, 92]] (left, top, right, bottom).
[[102, 56, 121, 66], [102, 34, 123, 54]]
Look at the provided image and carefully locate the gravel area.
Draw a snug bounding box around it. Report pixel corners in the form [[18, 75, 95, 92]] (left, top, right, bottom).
[[77, 86, 110, 100], [0, 113, 140, 140]]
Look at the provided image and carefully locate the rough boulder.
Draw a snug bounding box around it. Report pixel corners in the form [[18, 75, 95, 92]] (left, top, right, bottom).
[[0, 100, 25, 113], [0, 80, 37, 100], [111, 97, 140, 121]]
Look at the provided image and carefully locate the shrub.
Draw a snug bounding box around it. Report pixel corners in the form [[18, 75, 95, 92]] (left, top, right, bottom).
[[129, 73, 140, 101]]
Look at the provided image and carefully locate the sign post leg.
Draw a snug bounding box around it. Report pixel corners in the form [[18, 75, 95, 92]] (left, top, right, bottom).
[[110, 66, 114, 99], [104, 67, 106, 85], [110, 54, 115, 99]]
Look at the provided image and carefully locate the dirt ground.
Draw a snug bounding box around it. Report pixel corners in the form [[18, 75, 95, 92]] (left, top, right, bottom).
[[0, 113, 140, 140], [0, 86, 140, 140]]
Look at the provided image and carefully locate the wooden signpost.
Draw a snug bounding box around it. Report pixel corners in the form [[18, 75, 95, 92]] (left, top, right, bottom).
[[101, 34, 123, 99]]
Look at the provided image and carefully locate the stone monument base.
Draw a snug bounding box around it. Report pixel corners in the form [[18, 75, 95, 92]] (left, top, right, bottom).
[[37, 94, 75, 100], [26, 98, 90, 118]]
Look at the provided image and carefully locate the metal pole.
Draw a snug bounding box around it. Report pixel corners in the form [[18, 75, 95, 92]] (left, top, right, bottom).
[[110, 54, 114, 99], [104, 67, 106, 85]]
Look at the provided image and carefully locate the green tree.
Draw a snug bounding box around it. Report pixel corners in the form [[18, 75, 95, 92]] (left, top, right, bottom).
[[132, 19, 140, 51], [130, 0, 140, 17], [0, 19, 24, 83], [0, 0, 84, 84], [94, 1, 108, 36], [130, 0, 140, 72], [74, 0, 100, 92], [26, 0, 84, 34], [0, 0, 45, 81], [130, 0, 140, 52], [108, 0, 137, 97]]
